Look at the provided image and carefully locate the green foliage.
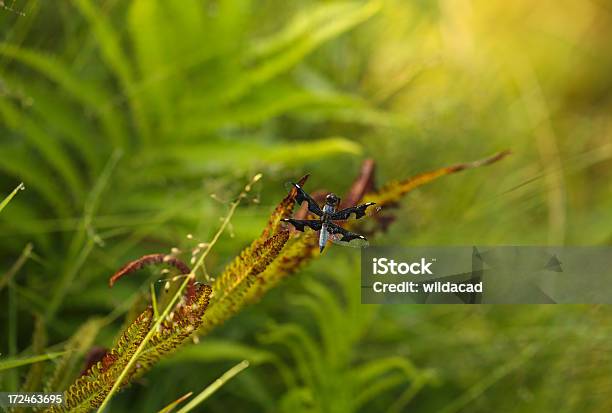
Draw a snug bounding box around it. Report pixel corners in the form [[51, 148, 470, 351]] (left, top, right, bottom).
[[258, 268, 435, 413], [1, 0, 612, 412], [24, 154, 501, 411]]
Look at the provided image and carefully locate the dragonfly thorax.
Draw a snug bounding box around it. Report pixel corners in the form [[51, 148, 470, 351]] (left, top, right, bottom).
[[322, 203, 335, 215]]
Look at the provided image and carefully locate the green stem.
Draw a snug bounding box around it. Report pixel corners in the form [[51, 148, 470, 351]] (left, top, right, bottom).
[[175, 360, 249, 413], [150, 282, 159, 321]]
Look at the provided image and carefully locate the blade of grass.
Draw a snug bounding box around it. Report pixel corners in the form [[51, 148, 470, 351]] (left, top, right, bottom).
[[0, 43, 127, 147], [208, 0, 382, 106], [1, 240, 32, 391], [249, 2, 360, 59], [0, 243, 33, 292], [0, 182, 25, 214], [150, 282, 159, 321], [0, 145, 69, 214], [7, 272, 18, 391], [439, 344, 539, 413], [0, 352, 67, 372], [96, 173, 261, 413], [19, 315, 47, 395], [47, 150, 122, 321], [156, 392, 193, 413], [1, 72, 103, 175], [0, 99, 85, 200], [72, 0, 151, 144], [175, 360, 250, 413], [141, 137, 362, 173]]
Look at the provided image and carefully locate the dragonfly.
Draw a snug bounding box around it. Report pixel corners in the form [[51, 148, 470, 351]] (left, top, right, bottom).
[[281, 182, 377, 252]]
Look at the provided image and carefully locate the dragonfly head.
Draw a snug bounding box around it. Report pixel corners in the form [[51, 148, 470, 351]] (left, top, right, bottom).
[[325, 193, 339, 206]]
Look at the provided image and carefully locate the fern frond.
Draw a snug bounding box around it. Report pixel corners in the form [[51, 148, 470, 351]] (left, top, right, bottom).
[[214, 231, 283, 294], [48, 261, 213, 412], [135, 284, 212, 375], [44, 273, 212, 412], [244, 232, 318, 303], [201, 230, 290, 333], [47, 308, 153, 412]]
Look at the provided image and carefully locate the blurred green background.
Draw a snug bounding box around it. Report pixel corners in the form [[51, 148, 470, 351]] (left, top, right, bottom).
[[1, 0, 611, 411]]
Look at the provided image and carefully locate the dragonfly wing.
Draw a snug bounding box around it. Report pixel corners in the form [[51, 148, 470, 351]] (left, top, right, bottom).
[[285, 182, 324, 217], [327, 223, 369, 248], [330, 202, 377, 220], [281, 218, 322, 232]]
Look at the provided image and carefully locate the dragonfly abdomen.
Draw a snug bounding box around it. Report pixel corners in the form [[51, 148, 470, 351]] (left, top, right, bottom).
[[319, 223, 329, 252]]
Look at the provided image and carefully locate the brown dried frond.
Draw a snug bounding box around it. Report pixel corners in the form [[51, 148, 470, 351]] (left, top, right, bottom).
[[341, 158, 377, 209], [261, 174, 309, 238], [108, 253, 197, 301], [109, 253, 191, 286], [363, 150, 511, 208]]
